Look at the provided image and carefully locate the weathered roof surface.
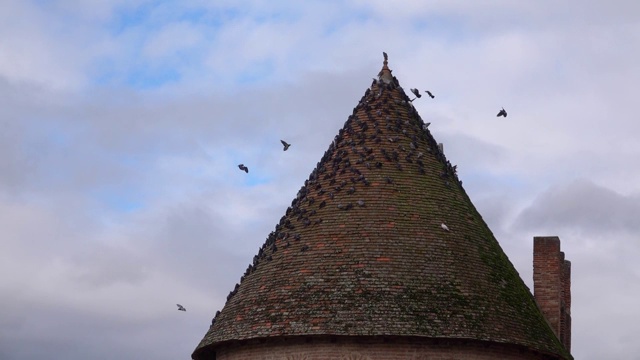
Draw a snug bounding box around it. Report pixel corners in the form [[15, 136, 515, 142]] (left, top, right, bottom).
[[193, 59, 571, 360]]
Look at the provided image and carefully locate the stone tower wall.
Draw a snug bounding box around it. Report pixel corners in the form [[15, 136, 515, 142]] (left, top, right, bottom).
[[212, 337, 563, 360]]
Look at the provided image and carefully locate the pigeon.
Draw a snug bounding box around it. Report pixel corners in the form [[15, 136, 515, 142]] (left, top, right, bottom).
[[441, 223, 450, 232], [280, 140, 291, 151], [410, 88, 422, 100], [425, 90, 435, 99], [497, 107, 507, 117], [238, 164, 249, 173], [383, 51, 388, 61], [177, 304, 186, 311]]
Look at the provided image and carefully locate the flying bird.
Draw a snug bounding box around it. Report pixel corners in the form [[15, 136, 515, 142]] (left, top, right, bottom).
[[410, 88, 422, 101], [238, 164, 249, 173], [177, 304, 186, 312], [280, 140, 291, 151], [497, 107, 507, 117], [425, 90, 435, 99], [441, 223, 450, 232]]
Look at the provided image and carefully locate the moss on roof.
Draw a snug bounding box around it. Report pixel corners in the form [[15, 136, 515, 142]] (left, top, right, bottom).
[[192, 60, 572, 360]]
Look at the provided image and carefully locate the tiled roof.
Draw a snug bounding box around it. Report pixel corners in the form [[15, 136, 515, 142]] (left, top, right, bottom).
[[193, 59, 571, 360]]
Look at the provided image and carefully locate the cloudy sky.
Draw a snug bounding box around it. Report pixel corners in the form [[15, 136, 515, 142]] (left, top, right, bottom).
[[1, 0, 639, 359]]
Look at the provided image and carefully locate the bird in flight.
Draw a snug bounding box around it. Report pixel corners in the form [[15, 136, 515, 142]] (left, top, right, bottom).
[[425, 90, 435, 99], [410, 88, 422, 101], [280, 140, 291, 151], [177, 304, 186, 312], [497, 107, 507, 117], [238, 164, 249, 173]]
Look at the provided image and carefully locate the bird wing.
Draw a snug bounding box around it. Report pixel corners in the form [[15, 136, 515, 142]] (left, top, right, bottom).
[[280, 140, 287, 146]]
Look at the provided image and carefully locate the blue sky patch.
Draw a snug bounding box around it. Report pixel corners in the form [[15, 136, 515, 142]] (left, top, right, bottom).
[[125, 66, 181, 89], [91, 186, 145, 213]]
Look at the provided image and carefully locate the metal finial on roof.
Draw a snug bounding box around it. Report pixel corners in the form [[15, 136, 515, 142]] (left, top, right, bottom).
[[378, 51, 393, 84]]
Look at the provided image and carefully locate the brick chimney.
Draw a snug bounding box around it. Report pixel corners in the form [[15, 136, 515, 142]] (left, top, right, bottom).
[[533, 236, 571, 353]]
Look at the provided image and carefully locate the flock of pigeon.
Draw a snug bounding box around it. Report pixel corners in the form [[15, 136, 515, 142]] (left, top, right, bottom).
[[176, 53, 508, 313], [234, 101, 506, 176], [237, 140, 291, 174]]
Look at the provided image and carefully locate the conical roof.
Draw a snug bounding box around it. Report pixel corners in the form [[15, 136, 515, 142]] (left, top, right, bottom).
[[193, 58, 571, 359]]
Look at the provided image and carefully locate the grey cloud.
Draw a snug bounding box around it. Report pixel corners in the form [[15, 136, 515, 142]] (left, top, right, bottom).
[[0, 119, 36, 191], [0, 304, 201, 360], [438, 132, 508, 170], [0, 65, 369, 203], [513, 179, 640, 234], [71, 246, 149, 289]]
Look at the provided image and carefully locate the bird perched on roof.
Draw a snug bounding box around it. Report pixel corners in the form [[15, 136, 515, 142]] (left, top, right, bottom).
[[238, 164, 249, 173], [441, 223, 450, 232], [177, 304, 186, 311], [497, 107, 507, 117], [425, 90, 435, 99], [383, 51, 388, 61], [280, 140, 291, 151], [410, 88, 422, 101]]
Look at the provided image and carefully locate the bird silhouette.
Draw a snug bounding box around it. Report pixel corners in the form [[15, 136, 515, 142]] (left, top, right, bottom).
[[280, 140, 291, 151], [425, 90, 435, 99], [497, 107, 507, 117], [238, 164, 249, 173], [383, 51, 388, 61], [177, 304, 186, 311], [410, 88, 422, 101]]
